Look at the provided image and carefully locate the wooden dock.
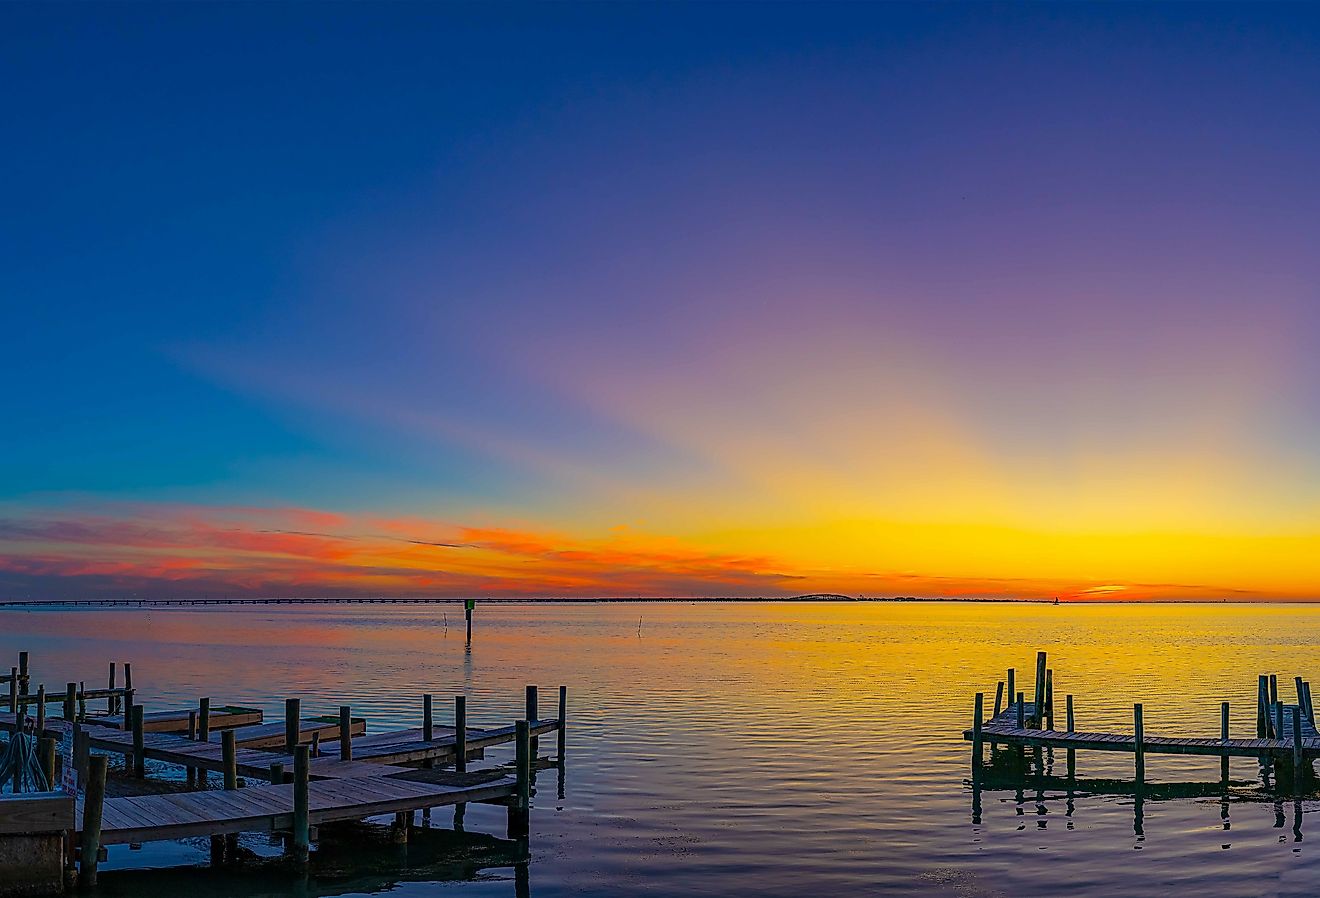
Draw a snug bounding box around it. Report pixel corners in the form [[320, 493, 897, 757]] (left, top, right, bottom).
[[963, 651, 1320, 790], [0, 649, 567, 891]]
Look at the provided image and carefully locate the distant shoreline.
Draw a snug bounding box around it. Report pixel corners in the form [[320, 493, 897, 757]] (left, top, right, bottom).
[[0, 595, 1315, 606]]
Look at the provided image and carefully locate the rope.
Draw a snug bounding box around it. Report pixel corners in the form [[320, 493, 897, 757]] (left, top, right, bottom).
[[0, 718, 51, 793]]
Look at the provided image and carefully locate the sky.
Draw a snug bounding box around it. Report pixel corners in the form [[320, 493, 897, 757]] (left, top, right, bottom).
[[3, 2, 1320, 601]]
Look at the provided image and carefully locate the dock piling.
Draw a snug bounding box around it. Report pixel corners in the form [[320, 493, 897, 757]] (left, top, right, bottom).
[[199, 697, 211, 742], [222, 730, 237, 790], [1292, 705, 1303, 792], [1133, 703, 1145, 784], [1305, 682, 1315, 722], [39, 736, 55, 788], [455, 695, 467, 773], [526, 685, 539, 755], [1276, 701, 1285, 741], [1221, 701, 1230, 782], [132, 705, 146, 777], [1033, 652, 1047, 728], [107, 662, 116, 714], [35, 685, 45, 736], [8, 667, 16, 714], [1257, 675, 1268, 738], [78, 754, 108, 887], [293, 745, 310, 863], [269, 761, 284, 785], [1045, 669, 1054, 730], [558, 685, 568, 760], [972, 692, 984, 767], [340, 705, 352, 761], [993, 681, 1004, 718], [1270, 674, 1279, 706], [122, 688, 135, 732], [1015, 692, 1025, 730], [284, 698, 301, 752], [18, 652, 29, 698], [63, 683, 75, 722], [1006, 669, 1015, 711], [423, 694, 433, 742]]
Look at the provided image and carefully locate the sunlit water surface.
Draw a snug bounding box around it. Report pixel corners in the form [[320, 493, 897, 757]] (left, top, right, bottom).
[[3, 601, 1320, 897]]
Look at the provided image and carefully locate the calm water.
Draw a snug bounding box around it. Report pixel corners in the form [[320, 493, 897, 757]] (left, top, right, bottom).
[[4, 601, 1320, 897]]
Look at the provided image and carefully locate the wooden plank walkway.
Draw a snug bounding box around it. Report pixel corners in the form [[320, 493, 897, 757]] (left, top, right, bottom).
[[77, 771, 515, 845], [99, 706, 263, 734]]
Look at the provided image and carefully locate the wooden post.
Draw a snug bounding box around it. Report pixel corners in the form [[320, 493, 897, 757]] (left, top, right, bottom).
[[269, 761, 284, 784], [64, 682, 76, 722], [1015, 691, 1025, 730], [1257, 675, 1269, 738], [285, 698, 301, 752], [339, 705, 352, 761], [516, 718, 531, 810], [1006, 668, 1015, 712], [122, 688, 135, 732], [107, 662, 117, 714], [77, 681, 86, 722], [1270, 674, 1279, 706], [526, 685, 539, 755], [1033, 652, 1046, 728], [557, 685, 567, 760], [18, 651, 29, 698], [465, 598, 474, 642], [132, 704, 146, 777], [455, 695, 467, 773], [972, 692, 984, 767], [8, 667, 17, 714], [1221, 701, 1230, 782], [1134, 703, 1145, 784], [293, 745, 310, 862], [310, 731, 320, 759], [223, 730, 237, 789], [1066, 694, 1076, 775], [993, 681, 1004, 718], [39, 736, 55, 788], [1297, 676, 1307, 708], [1305, 682, 1315, 722], [1045, 669, 1054, 730], [187, 710, 198, 788], [199, 697, 211, 742], [1276, 702, 1285, 741], [35, 685, 46, 735], [78, 754, 108, 887], [1293, 704, 1304, 791], [423, 694, 433, 741]]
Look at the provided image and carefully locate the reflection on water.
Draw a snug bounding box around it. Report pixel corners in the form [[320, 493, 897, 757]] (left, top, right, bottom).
[[6, 601, 1320, 896]]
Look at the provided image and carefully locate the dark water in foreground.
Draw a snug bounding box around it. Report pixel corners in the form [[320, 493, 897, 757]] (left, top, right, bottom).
[[3, 601, 1320, 897]]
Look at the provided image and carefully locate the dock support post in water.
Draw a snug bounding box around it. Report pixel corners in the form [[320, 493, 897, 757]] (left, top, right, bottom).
[[508, 719, 531, 838], [1257, 675, 1269, 738], [132, 705, 146, 778], [18, 652, 28, 699], [465, 598, 475, 643], [1006, 669, 1015, 714], [1066, 694, 1075, 777], [993, 681, 1003, 718], [1270, 674, 1279, 707], [121, 688, 134, 732], [971, 692, 984, 768], [1292, 707, 1304, 793], [1133, 703, 1145, 785], [1276, 702, 1285, 741], [340, 705, 353, 761], [1221, 702, 1230, 783], [187, 710, 198, 788], [421, 695, 433, 769], [558, 685, 568, 761], [455, 695, 467, 773], [285, 698, 301, 752], [78, 755, 108, 887], [63, 682, 75, 722], [1033, 652, 1047, 728], [1045, 669, 1054, 730], [526, 686, 539, 756], [293, 745, 310, 863], [1015, 692, 1025, 730], [222, 730, 237, 790], [35, 685, 45, 737]]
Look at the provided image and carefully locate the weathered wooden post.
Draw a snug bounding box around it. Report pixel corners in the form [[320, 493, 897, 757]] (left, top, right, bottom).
[[1015, 692, 1025, 730], [35, 685, 46, 736], [39, 736, 55, 787], [1305, 682, 1315, 722], [77, 681, 86, 722], [339, 705, 352, 761], [222, 730, 237, 790], [1220, 701, 1230, 783], [1045, 669, 1054, 730], [132, 704, 146, 778], [1276, 702, 1285, 742], [557, 685, 568, 761], [1066, 694, 1076, 775], [455, 695, 467, 773], [107, 662, 117, 714], [971, 692, 984, 768], [993, 680, 1004, 718], [18, 651, 29, 698], [1257, 675, 1269, 738], [465, 598, 475, 642], [121, 688, 135, 732], [269, 761, 284, 785], [310, 731, 320, 758], [1270, 674, 1279, 706], [509, 719, 531, 837], [1296, 676, 1306, 709], [78, 754, 108, 887], [63, 682, 75, 722], [8, 667, 18, 714], [526, 685, 539, 755], [199, 697, 211, 742], [285, 698, 301, 752], [186, 710, 198, 787], [293, 745, 310, 863], [1292, 706, 1304, 792], [1033, 652, 1047, 728], [1134, 703, 1145, 784], [1006, 669, 1015, 712], [423, 694, 433, 742]]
